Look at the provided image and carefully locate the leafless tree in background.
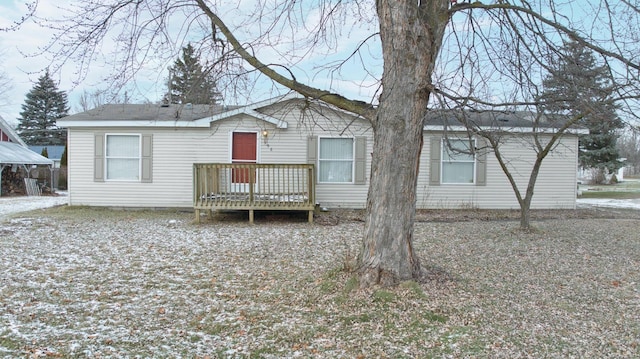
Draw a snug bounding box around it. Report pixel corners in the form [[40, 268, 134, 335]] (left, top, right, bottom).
[[618, 129, 640, 176], [0, 52, 14, 111], [77, 89, 133, 112], [11, 0, 640, 286]]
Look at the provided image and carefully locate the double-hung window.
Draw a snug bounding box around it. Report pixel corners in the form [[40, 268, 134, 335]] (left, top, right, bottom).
[[441, 139, 476, 184], [318, 137, 354, 183], [105, 134, 141, 181], [94, 133, 152, 183]]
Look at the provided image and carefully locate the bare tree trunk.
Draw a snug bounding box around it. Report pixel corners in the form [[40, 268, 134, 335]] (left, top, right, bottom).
[[359, 0, 449, 287], [519, 154, 544, 230], [520, 196, 532, 229], [493, 138, 546, 231]]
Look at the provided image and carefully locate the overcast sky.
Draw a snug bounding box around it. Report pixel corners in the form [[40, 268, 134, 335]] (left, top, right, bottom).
[[0, 1, 381, 128], [0, 1, 125, 125], [4, 0, 627, 131]]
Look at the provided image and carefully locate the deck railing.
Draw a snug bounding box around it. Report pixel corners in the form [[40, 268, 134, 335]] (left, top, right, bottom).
[[193, 163, 316, 223]]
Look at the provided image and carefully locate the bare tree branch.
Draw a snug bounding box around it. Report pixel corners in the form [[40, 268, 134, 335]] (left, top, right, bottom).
[[193, 0, 375, 120]]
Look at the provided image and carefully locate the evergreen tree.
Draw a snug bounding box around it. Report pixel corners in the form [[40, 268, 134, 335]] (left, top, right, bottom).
[[17, 69, 69, 146], [538, 41, 623, 179], [60, 145, 67, 167], [166, 44, 221, 105], [40, 147, 49, 158], [58, 145, 68, 190]]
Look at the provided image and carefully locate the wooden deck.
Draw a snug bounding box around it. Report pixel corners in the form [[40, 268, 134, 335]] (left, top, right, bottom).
[[193, 163, 316, 223]]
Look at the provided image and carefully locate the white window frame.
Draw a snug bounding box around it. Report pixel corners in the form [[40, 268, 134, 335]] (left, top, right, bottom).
[[318, 137, 355, 184], [105, 134, 141, 181], [441, 138, 476, 185]]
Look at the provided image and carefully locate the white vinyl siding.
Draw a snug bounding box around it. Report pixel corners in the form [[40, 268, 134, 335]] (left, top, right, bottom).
[[79, 129, 206, 207], [64, 101, 578, 210], [69, 109, 373, 209], [419, 134, 579, 210]]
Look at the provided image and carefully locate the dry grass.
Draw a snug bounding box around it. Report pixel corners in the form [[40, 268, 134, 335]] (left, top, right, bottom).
[[1, 206, 638, 358]]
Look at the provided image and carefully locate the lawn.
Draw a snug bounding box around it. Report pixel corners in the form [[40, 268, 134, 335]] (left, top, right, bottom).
[[1, 207, 639, 358], [579, 178, 640, 199]]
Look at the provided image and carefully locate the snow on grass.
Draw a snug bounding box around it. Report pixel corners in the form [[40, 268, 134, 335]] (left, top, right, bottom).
[[1, 206, 639, 357], [0, 193, 68, 222]]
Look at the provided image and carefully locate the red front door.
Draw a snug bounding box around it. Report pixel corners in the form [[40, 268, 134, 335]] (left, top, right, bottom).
[[231, 132, 257, 183]]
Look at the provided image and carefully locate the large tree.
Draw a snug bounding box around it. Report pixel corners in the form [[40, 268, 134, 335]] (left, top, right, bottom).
[[13, 1, 640, 286], [166, 43, 221, 105], [539, 40, 623, 182], [16, 69, 69, 146]]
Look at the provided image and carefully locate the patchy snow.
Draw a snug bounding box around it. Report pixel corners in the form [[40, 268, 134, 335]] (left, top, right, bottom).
[[0, 192, 68, 221], [1, 191, 638, 222], [577, 198, 640, 210], [1, 205, 638, 357], [0, 192, 638, 357]]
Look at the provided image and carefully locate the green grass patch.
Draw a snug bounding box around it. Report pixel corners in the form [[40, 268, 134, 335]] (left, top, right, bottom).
[[342, 276, 359, 295], [372, 289, 396, 304], [578, 191, 640, 199], [400, 280, 428, 299], [423, 310, 448, 323], [0, 332, 22, 351]]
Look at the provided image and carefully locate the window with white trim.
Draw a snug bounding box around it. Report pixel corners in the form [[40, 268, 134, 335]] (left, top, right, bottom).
[[318, 137, 354, 183], [442, 139, 476, 184], [106, 134, 141, 180]]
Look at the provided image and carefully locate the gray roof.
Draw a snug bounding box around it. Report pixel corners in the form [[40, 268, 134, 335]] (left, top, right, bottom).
[[28, 145, 66, 160], [424, 110, 585, 130], [59, 103, 228, 122], [0, 142, 54, 166]]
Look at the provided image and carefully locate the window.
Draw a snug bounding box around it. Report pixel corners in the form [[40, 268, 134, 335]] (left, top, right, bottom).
[[94, 133, 152, 183], [307, 136, 367, 185], [441, 139, 476, 184], [318, 137, 354, 183], [106, 134, 141, 180]]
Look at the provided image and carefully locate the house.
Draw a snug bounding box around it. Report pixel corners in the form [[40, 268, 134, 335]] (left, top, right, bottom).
[[56, 95, 584, 219], [0, 115, 54, 196]]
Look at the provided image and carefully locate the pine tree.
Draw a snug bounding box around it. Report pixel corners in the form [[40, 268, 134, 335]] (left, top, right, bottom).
[[166, 44, 221, 105], [58, 145, 68, 190], [60, 145, 67, 166], [538, 41, 623, 179], [17, 69, 69, 146]]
